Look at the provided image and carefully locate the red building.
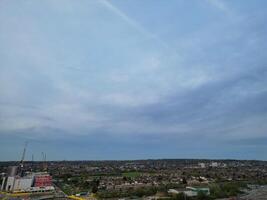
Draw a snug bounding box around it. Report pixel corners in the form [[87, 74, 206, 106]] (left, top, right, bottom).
[[34, 175, 52, 187]]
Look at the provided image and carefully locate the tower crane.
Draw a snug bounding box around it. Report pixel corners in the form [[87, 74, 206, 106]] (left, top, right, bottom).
[[20, 141, 28, 168], [19, 141, 28, 175], [42, 152, 47, 171]]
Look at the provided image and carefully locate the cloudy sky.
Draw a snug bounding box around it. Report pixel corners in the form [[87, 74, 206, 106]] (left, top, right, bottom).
[[0, 0, 267, 161]]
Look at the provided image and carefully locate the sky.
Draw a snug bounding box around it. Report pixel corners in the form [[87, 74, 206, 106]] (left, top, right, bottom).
[[0, 0, 267, 161]]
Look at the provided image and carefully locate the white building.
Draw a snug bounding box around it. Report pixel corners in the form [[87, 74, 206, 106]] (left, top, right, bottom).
[[168, 187, 210, 197], [185, 187, 210, 197], [1, 172, 54, 193], [5, 177, 15, 191], [211, 162, 218, 167], [168, 189, 180, 194], [198, 163, 206, 168], [13, 177, 33, 191]]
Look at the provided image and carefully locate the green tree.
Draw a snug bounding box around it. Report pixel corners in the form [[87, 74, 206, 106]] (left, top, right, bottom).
[[197, 191, 208, 200], [91, 178, 100, 193], [174, 193, 185, 200]]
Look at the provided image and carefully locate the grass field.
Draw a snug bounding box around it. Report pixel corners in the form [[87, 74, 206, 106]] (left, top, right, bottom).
[[122, 171, 141, 178]]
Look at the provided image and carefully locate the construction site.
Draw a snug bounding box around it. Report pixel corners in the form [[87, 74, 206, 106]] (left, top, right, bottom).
[[0, 143, 90, 200], [0, 143, 52, 199]]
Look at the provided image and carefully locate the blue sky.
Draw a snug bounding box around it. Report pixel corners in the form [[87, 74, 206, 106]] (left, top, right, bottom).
[[0, 0, 267, 161]]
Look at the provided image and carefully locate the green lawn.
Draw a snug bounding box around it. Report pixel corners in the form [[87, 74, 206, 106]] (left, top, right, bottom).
[[122, 171, 141, 178]]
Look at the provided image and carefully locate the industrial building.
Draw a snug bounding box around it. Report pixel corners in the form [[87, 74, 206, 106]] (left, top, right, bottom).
[[1, 167, 54, 193], [168, 187, 210, 197], [185, 187, 210, 197], [1, 143, 55, 193]]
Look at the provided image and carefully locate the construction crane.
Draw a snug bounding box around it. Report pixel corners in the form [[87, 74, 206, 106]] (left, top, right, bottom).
[[20, 141, 28, 169], [42, 152, 47, 171], [19, 141, 28, 176], [31, 154, 34, 171]]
